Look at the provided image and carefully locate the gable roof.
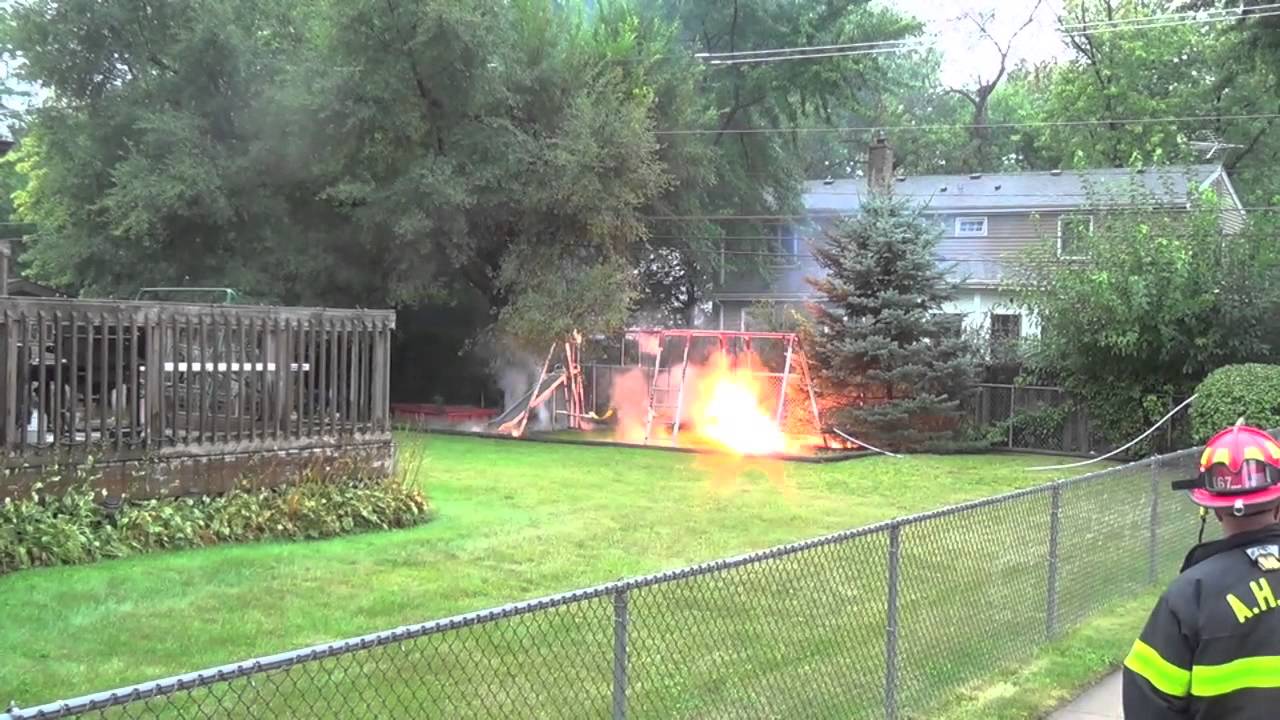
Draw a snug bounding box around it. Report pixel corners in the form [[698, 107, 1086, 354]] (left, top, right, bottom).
[[804, 164, 1225, 214]]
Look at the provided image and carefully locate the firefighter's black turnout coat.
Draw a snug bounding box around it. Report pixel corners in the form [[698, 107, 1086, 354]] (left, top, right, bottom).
[[1123, 525, 1280, 719]]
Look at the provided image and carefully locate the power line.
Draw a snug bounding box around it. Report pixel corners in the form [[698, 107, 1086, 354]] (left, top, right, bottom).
[[702, 41, 928, 66], [1058, 2, 1280, 32], [1061, 7, 1280, 36], [695, 37, 925, 60], [694, 5, 1280, 67], [651, 111, 1280, 136]]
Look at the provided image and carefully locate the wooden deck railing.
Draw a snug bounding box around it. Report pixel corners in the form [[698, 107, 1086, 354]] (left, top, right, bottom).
[[0, 298, 394, 468]]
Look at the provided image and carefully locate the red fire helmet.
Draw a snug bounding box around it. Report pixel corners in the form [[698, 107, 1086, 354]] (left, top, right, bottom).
[[1188, 424, 1280, 513]]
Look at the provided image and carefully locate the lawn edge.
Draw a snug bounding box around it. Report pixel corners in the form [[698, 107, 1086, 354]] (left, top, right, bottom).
[[926, 590, 1160, 720]]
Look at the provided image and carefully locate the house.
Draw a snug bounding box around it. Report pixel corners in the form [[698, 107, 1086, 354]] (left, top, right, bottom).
[[711, 138, 1245, 345]]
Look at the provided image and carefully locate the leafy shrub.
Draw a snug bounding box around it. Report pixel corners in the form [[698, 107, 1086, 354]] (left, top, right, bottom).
[[0, 457, 431, 575], [1191, 364, 1280, 443]]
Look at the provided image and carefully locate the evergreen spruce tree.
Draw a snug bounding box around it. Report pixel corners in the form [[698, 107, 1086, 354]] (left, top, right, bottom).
[[805, 196, 977, 450]]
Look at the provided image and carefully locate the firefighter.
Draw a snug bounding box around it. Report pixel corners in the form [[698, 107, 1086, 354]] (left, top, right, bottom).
[[1123, 422, 1280, 719]]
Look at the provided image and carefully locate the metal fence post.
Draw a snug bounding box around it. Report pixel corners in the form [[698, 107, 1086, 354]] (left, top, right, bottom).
[[1148, 457, 1160, 584], [885, 523, 902, 720], [1046, 483, 1062, 640], [612, 589, 629, 720]]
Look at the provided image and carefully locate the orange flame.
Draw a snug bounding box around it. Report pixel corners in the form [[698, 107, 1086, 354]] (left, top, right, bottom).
[[610, 350, 805, 456], [686, 353, 787, 456]]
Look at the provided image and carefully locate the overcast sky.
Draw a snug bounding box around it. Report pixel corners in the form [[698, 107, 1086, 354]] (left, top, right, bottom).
[[886, 0, 1071, 87]]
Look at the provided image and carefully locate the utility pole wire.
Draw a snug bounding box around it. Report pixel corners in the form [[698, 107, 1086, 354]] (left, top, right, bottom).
[[652, 111, 1280, 137], [692, 5, 1280, 66]]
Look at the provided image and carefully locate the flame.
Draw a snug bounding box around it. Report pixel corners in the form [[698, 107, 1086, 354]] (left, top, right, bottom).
[[687, 353, 787, 456], [610, 350, 803, 456]]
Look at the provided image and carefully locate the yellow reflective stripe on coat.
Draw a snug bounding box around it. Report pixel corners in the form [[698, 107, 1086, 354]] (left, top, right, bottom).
[[1124, 640, 1191, 697], [1191, 656, 1280, 697]]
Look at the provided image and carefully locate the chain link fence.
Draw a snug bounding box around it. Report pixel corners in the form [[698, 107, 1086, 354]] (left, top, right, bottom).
[[5, 444, 1214, 719]]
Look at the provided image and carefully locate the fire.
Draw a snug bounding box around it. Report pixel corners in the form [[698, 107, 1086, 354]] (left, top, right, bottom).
[[687, 354, 787, 456], [610, 350, 797, 456]]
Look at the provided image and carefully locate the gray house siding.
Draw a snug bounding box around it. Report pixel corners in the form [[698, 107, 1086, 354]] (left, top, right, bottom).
[[710, 164, 1244, 334], [934, 211, 1059, 260]]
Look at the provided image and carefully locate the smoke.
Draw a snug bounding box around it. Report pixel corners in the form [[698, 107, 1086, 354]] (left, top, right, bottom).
[[492, 347, 552, 430]]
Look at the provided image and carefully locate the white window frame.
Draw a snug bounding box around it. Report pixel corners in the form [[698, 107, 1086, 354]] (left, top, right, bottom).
[[989, 312, 1022, 343], [954, 216, 988, 237], [1057, 214, 1094, 259]]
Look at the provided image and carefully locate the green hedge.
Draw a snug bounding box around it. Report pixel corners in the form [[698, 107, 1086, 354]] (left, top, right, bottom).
[[1191, 364, 1280, 442], [0, 465, 431, 574]]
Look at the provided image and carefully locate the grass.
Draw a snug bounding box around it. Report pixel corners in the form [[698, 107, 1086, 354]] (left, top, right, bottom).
[[932, 592, 1157, 720], [0, 430, 1100, 707]]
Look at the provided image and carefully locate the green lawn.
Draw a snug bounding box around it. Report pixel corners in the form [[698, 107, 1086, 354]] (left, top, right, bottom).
[[0, 434, 1095, 712]]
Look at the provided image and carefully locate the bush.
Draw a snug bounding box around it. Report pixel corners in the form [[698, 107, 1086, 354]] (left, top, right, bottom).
[[1191, 364, 1280, 443], [0, 459, 431, 575]]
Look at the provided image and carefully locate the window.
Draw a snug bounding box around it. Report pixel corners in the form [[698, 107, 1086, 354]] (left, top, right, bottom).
[[769, 224, 800, 267], [1058, 215, 1093, 258], [955, 216, 988, 237], [990, 313, 1022, 345]]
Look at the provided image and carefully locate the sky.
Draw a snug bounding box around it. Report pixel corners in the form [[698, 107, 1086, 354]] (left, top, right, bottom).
[[886, 0, 1072, 87]]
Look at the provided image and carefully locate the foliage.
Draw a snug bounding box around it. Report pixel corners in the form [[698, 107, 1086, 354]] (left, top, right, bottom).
[[0, 0, 683, 349], [805, 197, 978, 450], [1000, 0, 1280, 203], [1191, 364, 1280, 442], [0, 0, 941, 351], [1017, 188, 1280, 445], [0, 459, 430, 574], [980, 402, 1073, 449]]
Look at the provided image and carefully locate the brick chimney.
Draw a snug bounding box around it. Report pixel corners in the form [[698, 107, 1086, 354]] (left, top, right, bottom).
[[867, 133, 894, 196]]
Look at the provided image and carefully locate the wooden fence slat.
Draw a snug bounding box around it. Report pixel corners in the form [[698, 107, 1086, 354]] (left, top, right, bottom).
[[36, 311, 47, 450], [328, 323, 339, 435], [306, 323, 315, 436], [68, 312, 78, 447], [257, 316, 268, 442], [129, 319, 139, 449], [371, 325, 388, 433], [234, 315, 245, 443], [0, 311, 12, 450], [292, 320, 303, 440], [98, 312, 108, 449], [318, 324, 329, 436], [340, 322, 350, 435], [83, 315, 94, 450], [145, 311, 164, 450], [52, 311, 63, 449], [114, 310, 124, 453], [275, 319, 285, 441], [247, 316, 257, 443], [355, 326, 367, 433]]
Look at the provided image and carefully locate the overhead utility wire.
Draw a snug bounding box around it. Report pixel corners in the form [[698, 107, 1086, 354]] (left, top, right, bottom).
[[1060, 7, 1280, 36], [694, 3, 1280, 60], [695, 37, 929, 59], [702, 41, 927, 66], [1057, 2, 1280, 31], [698, 6, 1280, 66], [652, 111, 1280, 136]]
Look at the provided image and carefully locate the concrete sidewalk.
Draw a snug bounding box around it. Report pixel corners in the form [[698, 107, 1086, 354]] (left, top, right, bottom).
[[1049, 671, 1122, 719]]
